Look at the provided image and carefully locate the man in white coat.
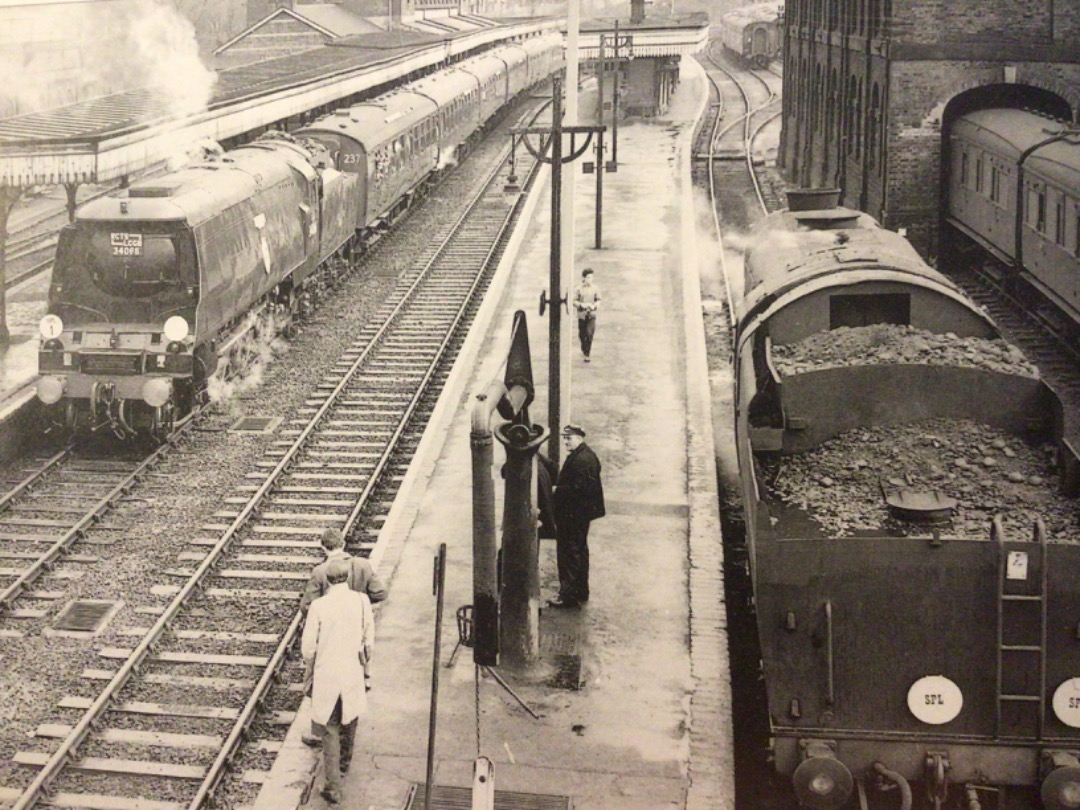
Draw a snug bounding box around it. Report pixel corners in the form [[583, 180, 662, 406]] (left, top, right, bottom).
[[301, 559, 375, 804]]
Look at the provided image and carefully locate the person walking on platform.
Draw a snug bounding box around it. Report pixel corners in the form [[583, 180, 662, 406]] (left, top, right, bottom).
[[301, 528, 387, 612], [301, 559, 375, 805], [574, 268, 601, 362], [549, 424, 605, 608], [301, 528, 385, 746]]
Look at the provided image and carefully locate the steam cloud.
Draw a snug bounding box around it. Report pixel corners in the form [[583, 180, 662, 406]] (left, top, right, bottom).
[[128, 0, 217, 119], [207, 312, 289, 415], [0, 0, 216, 121]]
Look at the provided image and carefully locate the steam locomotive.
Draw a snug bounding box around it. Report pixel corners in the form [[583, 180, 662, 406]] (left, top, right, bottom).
[[735, 189, 1080, 809], [36, 35, 562, 439], [946, 108, 1080, 338]]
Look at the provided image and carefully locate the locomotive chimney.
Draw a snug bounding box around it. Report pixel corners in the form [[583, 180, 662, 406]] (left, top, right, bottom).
[[785, 188, 841, 211]]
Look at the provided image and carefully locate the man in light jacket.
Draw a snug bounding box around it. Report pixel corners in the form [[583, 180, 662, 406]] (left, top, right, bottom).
[[301, 559, 375, 804]]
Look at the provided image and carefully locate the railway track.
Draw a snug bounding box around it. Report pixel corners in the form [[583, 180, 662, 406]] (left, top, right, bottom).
[[1, 98, 546, 810], [949, 265, 1080, 450], [0, 442, 177, 619], [694, 40, 784, 232]]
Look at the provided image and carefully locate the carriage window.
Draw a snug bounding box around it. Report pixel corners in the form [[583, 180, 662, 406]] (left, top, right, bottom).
[[990, 164, 1002, 205], [1053, 194, 1065, 246], [1027, 185, 1047, 233], [975, 155, 984, 193], [959, 151, 968, 187]]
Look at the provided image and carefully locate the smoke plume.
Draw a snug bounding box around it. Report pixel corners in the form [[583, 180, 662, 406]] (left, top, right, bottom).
[[0, 0, 216, 121]]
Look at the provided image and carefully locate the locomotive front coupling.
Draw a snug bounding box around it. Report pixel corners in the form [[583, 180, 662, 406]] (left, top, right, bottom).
[[36, 314, 188, 437]]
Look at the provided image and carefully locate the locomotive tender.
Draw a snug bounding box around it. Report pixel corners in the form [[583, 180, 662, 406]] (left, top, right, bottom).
[[36, 35, 562, 439], [735, 190, 1080, 810], [720, 3, 784, 68], [947, 108, 1080, 334]]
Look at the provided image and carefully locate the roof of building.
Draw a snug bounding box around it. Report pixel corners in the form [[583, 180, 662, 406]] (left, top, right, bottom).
[[215, 5, 384, 56], [297, 4, 385, 36]]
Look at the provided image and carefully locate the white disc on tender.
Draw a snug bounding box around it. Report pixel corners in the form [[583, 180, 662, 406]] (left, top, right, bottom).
[[1052, 679, 1080, 728], [907, 675, 963, 724]]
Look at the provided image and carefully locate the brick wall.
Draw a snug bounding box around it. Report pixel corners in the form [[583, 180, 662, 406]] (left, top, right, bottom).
[[780, 0, 1080, 258], [892, 0, 1052, 43]]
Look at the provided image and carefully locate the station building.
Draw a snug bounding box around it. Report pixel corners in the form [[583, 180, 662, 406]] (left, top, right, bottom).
[[580, 4, 709, 119], [778, 0, 1080, 256]]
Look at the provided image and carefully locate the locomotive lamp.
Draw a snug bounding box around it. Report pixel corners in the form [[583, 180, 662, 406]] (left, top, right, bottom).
[[142, 378, 172, 408], [792, 741, 853, 810], [163, 315, 189, 342], [36, 376, 65, 405]]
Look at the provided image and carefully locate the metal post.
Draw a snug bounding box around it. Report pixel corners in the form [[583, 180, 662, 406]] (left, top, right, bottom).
[[598, 32, 605, 145], [548, 77, 564, 467], [424, 543, 448, 810], [63, 182, 78, 223], [470, 404, 499, 666], [0, 186, 20, 345], [561, 0, 580, 439], [495, 422, 548, 665], [594, 130, 604, 249], [470, 312, 535, 667], [612, 21, 620, 167]]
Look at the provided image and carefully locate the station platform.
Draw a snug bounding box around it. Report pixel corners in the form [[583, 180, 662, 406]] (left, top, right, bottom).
[[256, 55, 733, 810]]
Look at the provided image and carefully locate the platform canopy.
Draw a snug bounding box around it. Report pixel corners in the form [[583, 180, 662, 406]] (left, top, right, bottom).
[[0, 18, 557, 188], [578, 12, 710, 59]]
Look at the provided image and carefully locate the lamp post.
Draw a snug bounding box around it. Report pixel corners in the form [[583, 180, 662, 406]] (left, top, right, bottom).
[[513, 84, 603, 466]]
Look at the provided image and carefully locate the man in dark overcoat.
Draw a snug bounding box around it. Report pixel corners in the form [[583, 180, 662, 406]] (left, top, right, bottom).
[[549, 424, 605, 608]]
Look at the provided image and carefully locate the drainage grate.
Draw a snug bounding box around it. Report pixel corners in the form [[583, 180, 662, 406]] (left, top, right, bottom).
[[53, 599, 121, 634], [540, 631, 579, 656], [547, 654, 583, 691], [228, 416, 282, 434], [406, 784, 571, 810]]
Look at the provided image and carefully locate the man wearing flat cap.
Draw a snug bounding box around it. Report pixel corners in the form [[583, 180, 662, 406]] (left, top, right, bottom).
[[301, 558, 375, 804], [549, 424, 605, 608]]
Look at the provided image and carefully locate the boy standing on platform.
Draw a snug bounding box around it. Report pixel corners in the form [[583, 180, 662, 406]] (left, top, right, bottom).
[[574, 268, 601, 362]]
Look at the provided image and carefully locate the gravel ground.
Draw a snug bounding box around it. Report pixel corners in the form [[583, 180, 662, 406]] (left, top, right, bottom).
[[0, 101, 530, 805], [767, 417, 1076, 541], [771, 323, 1038, 379]]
